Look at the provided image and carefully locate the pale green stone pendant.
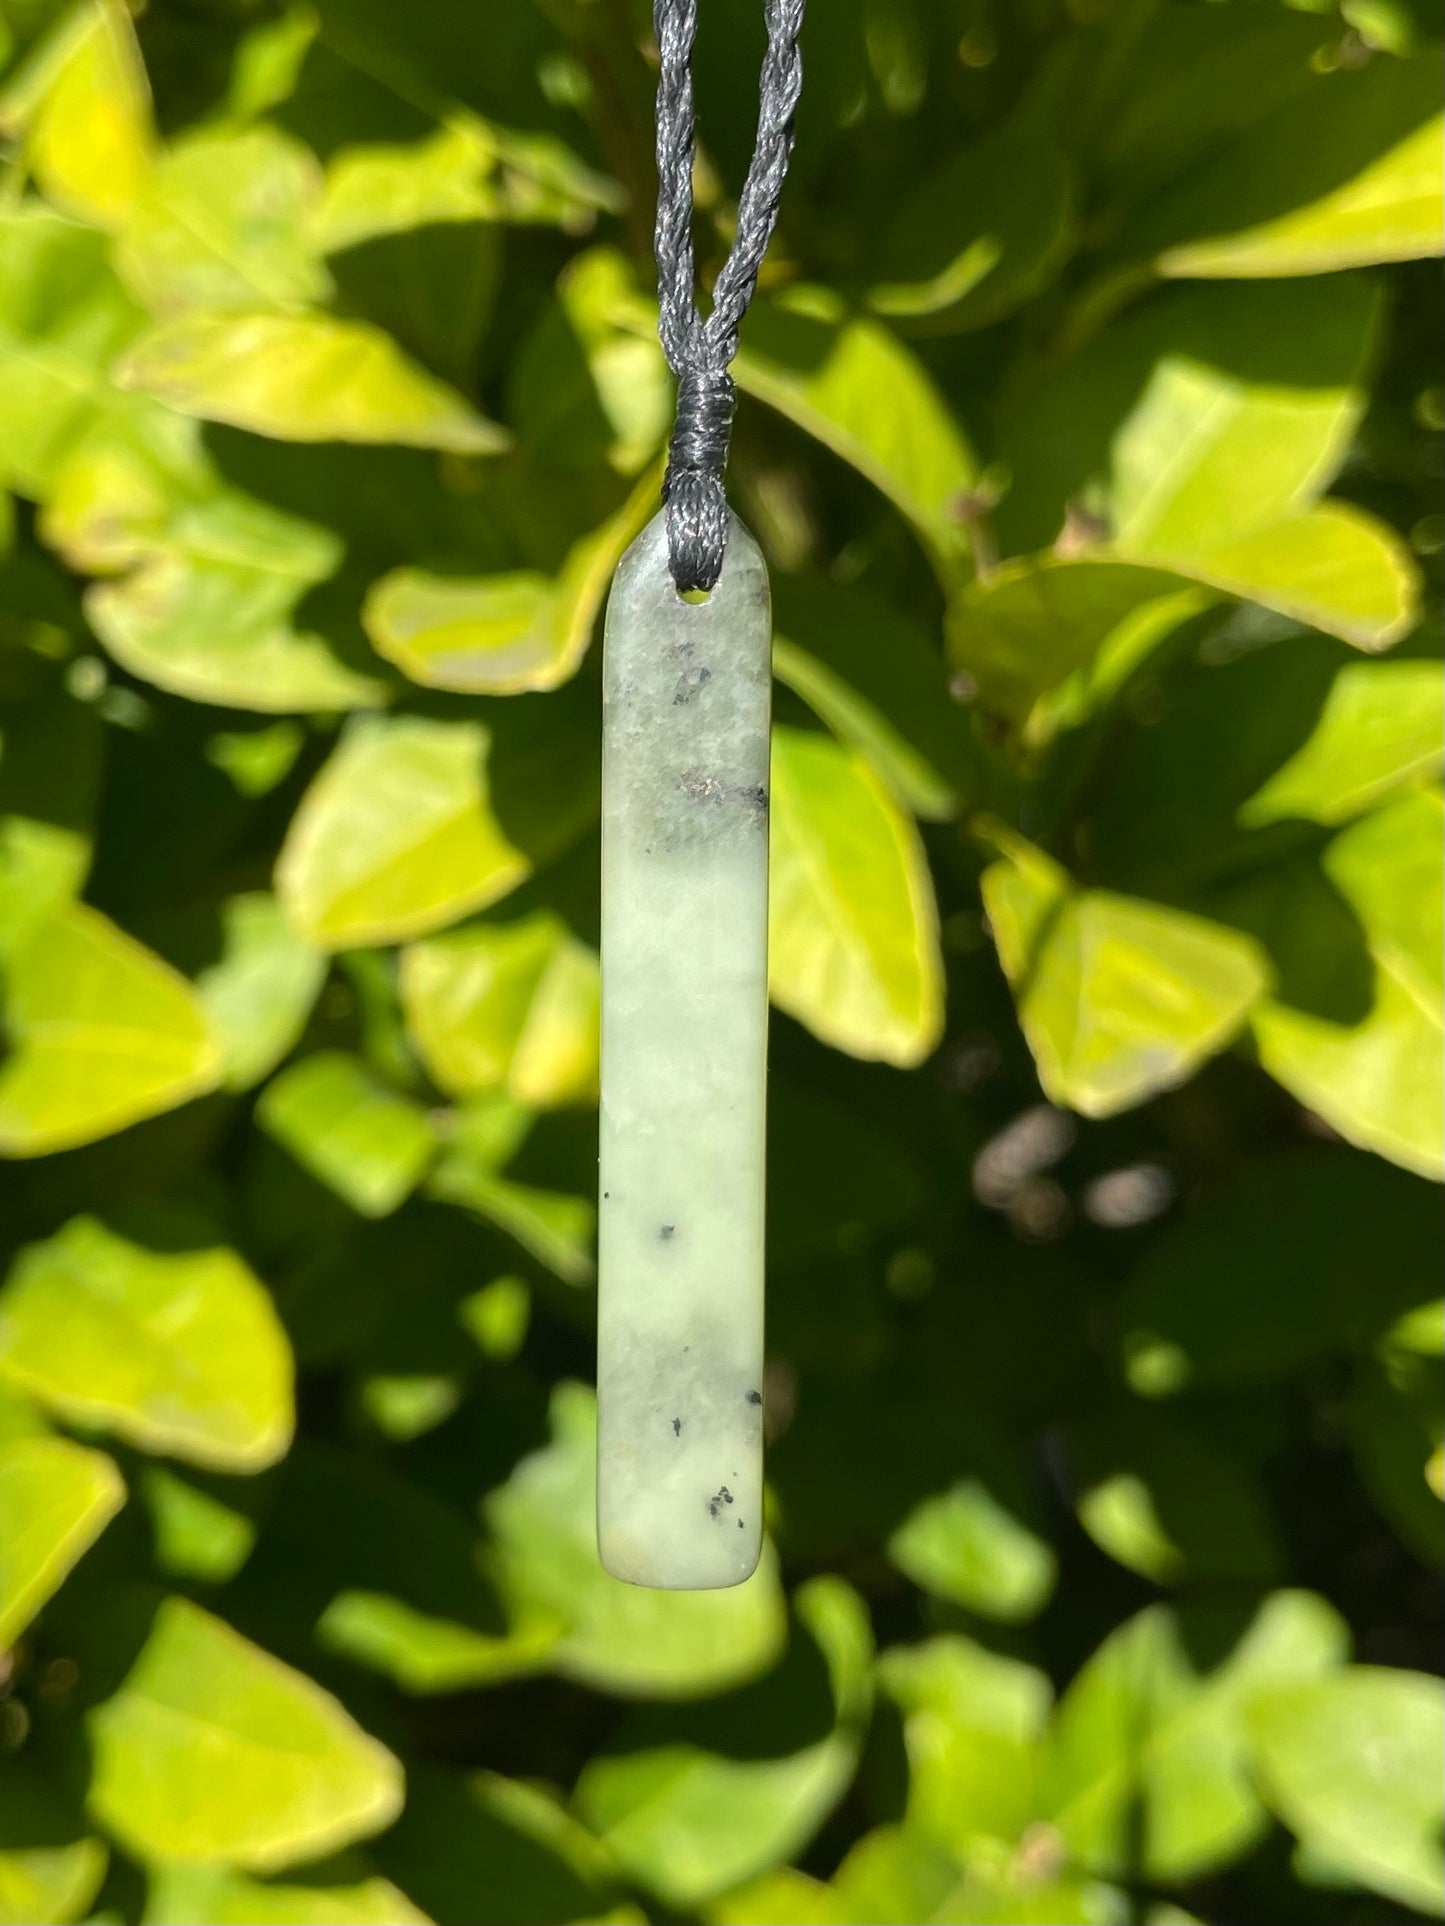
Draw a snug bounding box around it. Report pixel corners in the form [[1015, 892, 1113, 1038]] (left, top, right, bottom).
[[597, 509, 770, 1590]]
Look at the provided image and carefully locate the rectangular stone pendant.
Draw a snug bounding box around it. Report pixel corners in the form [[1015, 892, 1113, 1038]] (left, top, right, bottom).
[[597, 509, 770, 1590]]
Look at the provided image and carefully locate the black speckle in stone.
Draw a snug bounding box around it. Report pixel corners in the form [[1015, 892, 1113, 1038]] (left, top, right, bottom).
[[738, 783, 769, 814], [671, 1417, 682, 1437], [602, 1191, 610, 1200], [659, 1223, 676, 1241], [720, 1486, 733, 1503], [738, 1519, 745, 1529], [707, 1497, 720, 1518], [746, 1389, 762, 1405]]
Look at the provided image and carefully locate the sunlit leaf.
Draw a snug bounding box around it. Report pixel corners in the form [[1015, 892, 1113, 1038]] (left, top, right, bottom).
[[363, 470, 653, 693], [1231, 786, 1444, 1177], [87, 1596, 404, 1869], [401, 912, 599, 1106], [3, 0, 153, 228], [0, 1759, 108, 1926], [86, 490, 387, 711], [276, 716, 531, 948], [145, 1864, 431, 1926], [116, 311, 509, 452], [1044, 1592, 1348, 1884], [575, 1578, 874, 1907], [981, 832, 1270, 1117], [734, 290, 976, 569], [887, 1480, 1057, 1623], [313, 120, 497, 254], [0, 902, 221, 1157], [0, 1434, 124, 1646], [258, 1052, 437, 1218], [195, 892, 326, 1092], [769, 726, 943, 1067], [1246, 1669, 1445, 1914], [488, 1382, 787, 1699], [115, 124, 330, 316], [1143, 53, 1444, 277], [0, 1214, 293, 1470]]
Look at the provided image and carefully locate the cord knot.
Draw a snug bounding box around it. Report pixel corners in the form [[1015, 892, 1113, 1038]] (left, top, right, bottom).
[[663, 366, 735, 593]]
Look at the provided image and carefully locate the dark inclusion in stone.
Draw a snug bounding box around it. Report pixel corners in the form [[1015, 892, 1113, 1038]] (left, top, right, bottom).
[[746, 1389, 763, 1405], [706, 1486, 735, 1519], [673, 664, 712, 704], [671, 1416, 682, 1436], [659, 1223, 676, 1241]]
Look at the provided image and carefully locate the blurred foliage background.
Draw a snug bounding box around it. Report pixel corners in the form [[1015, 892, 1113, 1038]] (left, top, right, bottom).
[[0, 0, 1442, 1922]]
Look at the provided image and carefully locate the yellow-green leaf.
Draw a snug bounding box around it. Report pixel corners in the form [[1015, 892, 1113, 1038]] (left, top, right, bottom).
[[145, 1864, 432, 1925], [363, 470, 653, 693], [195, 892, 326, 1092], [258, 1052, 437, 1218], [0, 1760, 108, 1926], [1147, 54, 1444, 277], [1240, 786, 1444, 1178], [4, 0, 154, 229], [401, 913, 599, 1106], [275, 716, 532, 948], [86, 492, 388, 712], [312, 121, 497, 255], [115, 312, 509, 452], [0, 1435, 125, 1647], [114, 124, 330, 317], [734, 291, 976, 570], [0, 903, 222, 1157], [981, 833, 1271, 1117], [769, 727, 943, 1068], [0, 1215, 293, 1471], [87, 1597, 404, 1869]]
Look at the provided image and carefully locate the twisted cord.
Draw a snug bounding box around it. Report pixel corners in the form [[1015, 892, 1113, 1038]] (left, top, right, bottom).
[[653, 0, 805, 591]]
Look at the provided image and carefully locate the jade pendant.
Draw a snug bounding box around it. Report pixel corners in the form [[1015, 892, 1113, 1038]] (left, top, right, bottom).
[[596, 510, 770, 1589]]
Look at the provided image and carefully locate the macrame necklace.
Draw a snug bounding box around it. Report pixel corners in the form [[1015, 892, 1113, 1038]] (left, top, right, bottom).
[[595, 0, 804, 1590]]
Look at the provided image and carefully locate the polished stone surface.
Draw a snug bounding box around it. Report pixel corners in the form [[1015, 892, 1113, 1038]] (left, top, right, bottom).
[[597, 511, 769, 1589]]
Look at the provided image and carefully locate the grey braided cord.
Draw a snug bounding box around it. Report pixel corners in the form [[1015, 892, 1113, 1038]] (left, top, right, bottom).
[[653, 0, 805, 591]]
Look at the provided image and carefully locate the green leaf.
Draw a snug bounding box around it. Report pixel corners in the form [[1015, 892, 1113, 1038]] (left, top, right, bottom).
[[0, 1214, 293, 1470], [869, 129, 1075, 329], [258, 1052, 437, 1218], [401, 913, 599, 1106], [0, 1434, 125, 1646], [771, 576, 974, 821], [769, 725, 944, 1068], [1238, 657, 1444, 828], [1230, 786, 1444, 1177], [1246, 1669, 1445, 1915], [826, 1825, 958, 1926], [195, 892, 327, 1092], [980, 834, 1270, 1117], [362, 470, 653, 693], [276, 716, 533, 949], [1044, 1592, 1348, 1885], [887, 1479, 1057, 1623], [1071, 1406, 1280, 1585], [87, 1596, 404, 1869], [144, 1864, 431, 1926], [0, 1758, 108, 1926], [574, 1577, 874, 1907], [487, 1382, 787, 1699], [317, 1589, 559, 1695], [115, 311, 509, 452], [114, 124, 330, 316], [1119, 1151, 1440, 1396], [312, 120, 497, 254], [878, 1636, 1052, 1858], [87, 491, 387, 712], [0, 206, 153, 499], [1142, 53, 1444, 277], [141, 1466, 258, 1585], [425, 1098, 595, 1283], [0, 902, 222, 1157], [1154, 503, 1417, 654], [733, 291, 977, 570], [999, 276, 1380, 558], [949, 557, 1203, 721], [376, 1768, 635, 1926], [3, 0, 154, 230]]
